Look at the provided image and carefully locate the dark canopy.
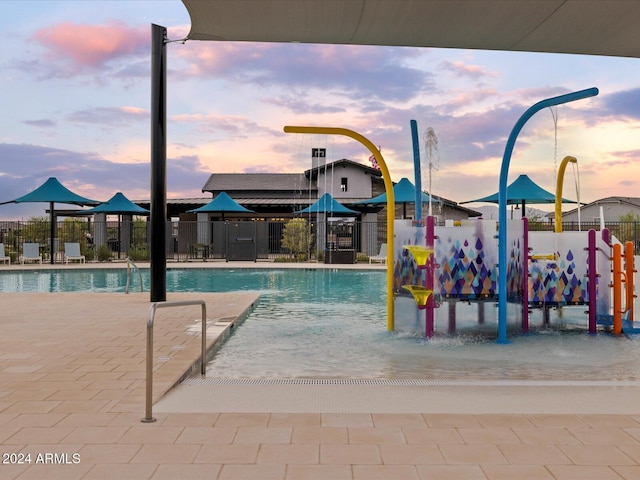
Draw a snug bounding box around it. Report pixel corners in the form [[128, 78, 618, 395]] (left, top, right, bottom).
[[296, 192, 358, 216]]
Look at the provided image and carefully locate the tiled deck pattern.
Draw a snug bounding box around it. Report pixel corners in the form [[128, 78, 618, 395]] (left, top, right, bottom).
[[1, 265, 640, 479]]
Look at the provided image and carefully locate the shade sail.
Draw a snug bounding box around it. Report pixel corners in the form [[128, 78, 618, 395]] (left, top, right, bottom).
[[0, 177, 99, 264], [182, 1, 640, 58], [187, 191, 255, 214], [296, 192, 359, 216], [85, 192, 149, 215]]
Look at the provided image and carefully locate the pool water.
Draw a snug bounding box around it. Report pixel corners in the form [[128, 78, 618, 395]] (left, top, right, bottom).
[[2, 267, 640, 381]]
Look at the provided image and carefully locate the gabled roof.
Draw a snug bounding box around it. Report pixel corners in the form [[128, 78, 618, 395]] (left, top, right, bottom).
[[304, 158, 383, 179], [202, 173, 314, 193], [562, 196, 640, 216]]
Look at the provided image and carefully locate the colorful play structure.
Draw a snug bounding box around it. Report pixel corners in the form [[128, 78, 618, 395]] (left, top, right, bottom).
[[395, 87, 640, 340], [393, 214, 639, 339], [285, 87, 640, 341]]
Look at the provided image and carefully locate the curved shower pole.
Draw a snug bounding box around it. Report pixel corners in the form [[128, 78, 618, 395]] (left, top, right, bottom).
[[497, 87, 598, 344], [555, 155, 578, 233], [283, 126, 396, 330]]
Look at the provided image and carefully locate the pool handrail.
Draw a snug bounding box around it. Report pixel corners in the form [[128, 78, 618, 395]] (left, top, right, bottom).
[[142, 299, 207, 423], [125, 257, 143, 294]]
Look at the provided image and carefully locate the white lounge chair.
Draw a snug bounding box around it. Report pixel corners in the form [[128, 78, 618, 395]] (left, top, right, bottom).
[[64, 243, 85, 264], [20, 243, 42, 264], [0, 243, 10, 265], [369, 243, 387, 264]]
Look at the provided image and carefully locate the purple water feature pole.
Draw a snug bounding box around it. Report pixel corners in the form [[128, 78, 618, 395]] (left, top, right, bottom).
[[425, 215, 435, 337]]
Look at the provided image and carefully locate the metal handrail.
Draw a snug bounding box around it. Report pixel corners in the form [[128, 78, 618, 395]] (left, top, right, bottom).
[[125, 257, 143, 293], [142, 300, 207, 423]]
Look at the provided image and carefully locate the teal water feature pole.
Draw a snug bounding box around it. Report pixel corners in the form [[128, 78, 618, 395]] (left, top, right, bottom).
[[410, 120, 423, 221], [497, 87, 598, 344]]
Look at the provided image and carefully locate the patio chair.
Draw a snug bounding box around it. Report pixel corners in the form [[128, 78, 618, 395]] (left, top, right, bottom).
[[64, 243, 85, 264], [0, 243, 10, 265], [369, 243, 387, 264], [20, 243, 42, 264]]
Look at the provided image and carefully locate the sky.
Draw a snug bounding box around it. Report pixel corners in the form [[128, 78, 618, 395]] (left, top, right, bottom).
[[1, 1, 639, 220]]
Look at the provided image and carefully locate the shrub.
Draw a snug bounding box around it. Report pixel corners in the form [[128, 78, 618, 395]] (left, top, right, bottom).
[[127, 245, 149, 261], [95, 245, 112, 262]]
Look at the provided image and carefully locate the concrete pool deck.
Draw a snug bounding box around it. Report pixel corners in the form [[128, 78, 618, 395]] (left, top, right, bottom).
[[1, 262, 640, 479]]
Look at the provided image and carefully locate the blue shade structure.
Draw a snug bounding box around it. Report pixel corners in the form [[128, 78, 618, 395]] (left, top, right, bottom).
[[461, 174, 576, 217], [187, 191, 255, 217], [85, 192, 149, 215], [296, 192, 359, 216], [0, 177, 100, 264], [85, 192, 149, 260], [356, 177, 438, 219]]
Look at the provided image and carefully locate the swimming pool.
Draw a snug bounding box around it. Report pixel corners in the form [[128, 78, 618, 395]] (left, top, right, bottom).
[[2, 267, 640, 381]]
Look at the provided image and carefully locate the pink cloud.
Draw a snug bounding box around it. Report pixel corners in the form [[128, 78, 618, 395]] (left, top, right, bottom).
[[32, 21, 148, 71]]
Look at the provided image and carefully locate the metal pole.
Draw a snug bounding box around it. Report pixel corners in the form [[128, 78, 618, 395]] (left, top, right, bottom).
[[497, 87, 598, 343], [150, 24, 167, 302]]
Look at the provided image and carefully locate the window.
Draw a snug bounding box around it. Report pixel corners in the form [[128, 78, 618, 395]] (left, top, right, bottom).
[[340, 177, 348, 192]]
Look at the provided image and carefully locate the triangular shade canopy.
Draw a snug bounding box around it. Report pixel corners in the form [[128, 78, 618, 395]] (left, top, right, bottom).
[[296, 193, 359, 216], [187, 191, 255, 214], [461, 174, 576, 206], [85, 192, 149, 215], [0, 177, 99, 206], [0, 177, 99, 265], [356, 177, 438, 205]]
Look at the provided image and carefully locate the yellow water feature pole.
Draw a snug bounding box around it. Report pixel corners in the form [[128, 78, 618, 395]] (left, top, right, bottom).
[[554, 156, 577, 233], [283, 126, 396, 330]]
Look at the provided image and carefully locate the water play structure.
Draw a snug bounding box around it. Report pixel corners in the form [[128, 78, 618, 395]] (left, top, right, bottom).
[[395, 88, 640, 340], [285, 88, 639, 341]]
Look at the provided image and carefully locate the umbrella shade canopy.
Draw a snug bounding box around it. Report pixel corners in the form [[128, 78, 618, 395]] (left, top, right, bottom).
[[296, 193, 359, 216], [85, 192, 149, 215], [461, 174, 576, 205], [0, 177, 99, 265], [187, 191, 255, 214], [0, 177, 99, 206], [356, 177, 438, 205]]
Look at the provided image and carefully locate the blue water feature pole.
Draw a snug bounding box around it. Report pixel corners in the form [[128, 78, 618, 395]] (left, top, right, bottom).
[[410, 120, 423, 221], [497, 87, 598, 344]]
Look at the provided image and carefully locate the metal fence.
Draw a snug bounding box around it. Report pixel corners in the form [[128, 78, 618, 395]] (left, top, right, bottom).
[[0, 219, 388, 263], [2, 218, 638, 264]]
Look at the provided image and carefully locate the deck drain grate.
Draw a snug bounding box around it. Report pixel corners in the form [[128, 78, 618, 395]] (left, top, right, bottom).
[[181, 377, 640, 387]]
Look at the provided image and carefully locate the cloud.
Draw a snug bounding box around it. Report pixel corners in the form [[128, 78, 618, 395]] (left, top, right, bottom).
[[33, 21, 148, 67], [0, 143, 210, 219], [594, 88, 640, 122], [177, 42, 434, 102], [171, 113, 279, 139], [22, 119, 56, 128], [439, 60, 495, 81], [16, 21, 148, 79], [66, 106, 149, 126]]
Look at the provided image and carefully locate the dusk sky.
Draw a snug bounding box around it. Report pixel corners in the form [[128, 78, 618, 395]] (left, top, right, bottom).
[[1, 1, 639, 220]]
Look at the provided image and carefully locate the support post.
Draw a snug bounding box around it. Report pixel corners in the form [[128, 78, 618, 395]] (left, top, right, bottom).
[[150, 24, 167, 302]]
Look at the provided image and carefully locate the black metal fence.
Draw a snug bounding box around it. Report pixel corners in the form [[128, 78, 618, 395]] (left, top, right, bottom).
[[0, 219, 388, 263], [2, 218, 637, 264]]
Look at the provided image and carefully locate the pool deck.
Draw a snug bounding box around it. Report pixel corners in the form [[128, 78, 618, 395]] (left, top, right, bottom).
[[2, 262, 640, 479]]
